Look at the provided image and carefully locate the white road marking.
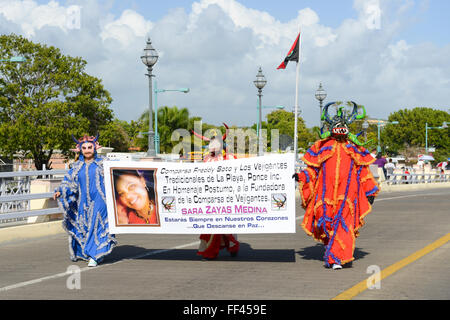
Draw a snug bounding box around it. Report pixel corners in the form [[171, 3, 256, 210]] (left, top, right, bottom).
[[0, 240, 200, 293]]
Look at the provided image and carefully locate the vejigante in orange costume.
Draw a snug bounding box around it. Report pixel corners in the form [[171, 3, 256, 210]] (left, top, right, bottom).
[[295, 102, 379, 270], [191, 124, 240, 260]]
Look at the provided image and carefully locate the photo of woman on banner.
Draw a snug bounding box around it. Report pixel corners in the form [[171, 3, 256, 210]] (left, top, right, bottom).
[[112, 169, 160, 226]]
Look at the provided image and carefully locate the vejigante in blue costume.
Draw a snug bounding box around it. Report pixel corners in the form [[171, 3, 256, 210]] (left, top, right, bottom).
[[54, 134, 116, 267]]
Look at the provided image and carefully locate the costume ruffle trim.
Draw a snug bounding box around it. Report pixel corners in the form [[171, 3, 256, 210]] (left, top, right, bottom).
[[343, 143, 375, 166], [302, 139, 336, 167]]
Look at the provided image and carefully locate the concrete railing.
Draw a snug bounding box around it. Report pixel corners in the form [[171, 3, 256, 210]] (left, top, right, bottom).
[[369, 165, 450, 185], [0, 169, 67, 227], [384, 173, 450, 184], [1, 164, 449, 227]]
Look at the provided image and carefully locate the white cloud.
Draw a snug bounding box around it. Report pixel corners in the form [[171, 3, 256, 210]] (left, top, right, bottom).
[[0, 0, 81, 37], [100, 9, 153, 46], [0, 0, 448, 130]]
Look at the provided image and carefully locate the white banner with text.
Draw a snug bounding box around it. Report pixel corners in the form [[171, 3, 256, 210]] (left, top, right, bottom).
[[103, 154, 295, 234]]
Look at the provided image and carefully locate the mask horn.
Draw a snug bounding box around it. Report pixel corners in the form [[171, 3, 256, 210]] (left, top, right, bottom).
[[347, 101, 365, 124], [72, 134, 79, 144], [322, 102, 335, 124], [190, 129, 210, 142], [222, 123, 229, 141], [355, 103, 366, 120]]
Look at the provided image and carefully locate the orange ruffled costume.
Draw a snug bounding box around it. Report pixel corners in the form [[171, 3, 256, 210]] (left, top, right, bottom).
[[297, 138, 379, 267], [197, 144, 239, 260], [198, 233, 239, 260]]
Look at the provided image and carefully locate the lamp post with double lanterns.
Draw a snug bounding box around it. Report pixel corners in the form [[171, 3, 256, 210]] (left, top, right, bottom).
[[141, 37, 159, 157], [253, 67, 267, 156]]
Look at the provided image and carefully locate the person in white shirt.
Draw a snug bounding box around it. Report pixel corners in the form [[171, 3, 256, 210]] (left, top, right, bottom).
[[385, 158, 396, 179]]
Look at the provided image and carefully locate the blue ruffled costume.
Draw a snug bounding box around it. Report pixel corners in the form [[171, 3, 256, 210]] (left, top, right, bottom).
[[56, 153, 116, 262]]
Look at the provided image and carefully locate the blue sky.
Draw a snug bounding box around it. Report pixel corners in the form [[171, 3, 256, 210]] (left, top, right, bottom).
[[39, 0, 450, 46], [398, 0, 450, 47], [100, 0, 450, 45], [1, 0, 449, 128], [98, 0, 357, 25]]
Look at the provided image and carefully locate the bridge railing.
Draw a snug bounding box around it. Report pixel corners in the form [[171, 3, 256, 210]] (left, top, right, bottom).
[[0, 165, 449, 226], [384, 172, 450, 185], [0, 169, 67, 226]]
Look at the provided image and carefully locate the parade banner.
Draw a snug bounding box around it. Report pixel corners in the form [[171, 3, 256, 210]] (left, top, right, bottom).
[[103, 154, 295, 234]]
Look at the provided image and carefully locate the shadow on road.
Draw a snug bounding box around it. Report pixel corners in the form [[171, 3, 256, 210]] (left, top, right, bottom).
[[296, 244, 370, 263], [103, 243, 296, 263]]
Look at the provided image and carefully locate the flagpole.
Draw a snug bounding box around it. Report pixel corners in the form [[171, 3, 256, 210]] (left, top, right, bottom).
[[293, 30, 301, 163]]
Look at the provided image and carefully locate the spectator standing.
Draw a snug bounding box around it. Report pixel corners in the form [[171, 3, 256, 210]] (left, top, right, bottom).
[[385, 158, 396, 180], [374, 152, 388, 179], [370, 149, 377, 159], [417, 159, 424, 169]]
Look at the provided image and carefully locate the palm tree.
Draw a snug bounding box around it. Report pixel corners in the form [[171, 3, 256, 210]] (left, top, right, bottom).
[[157, 106, 190, 153], [138, 106, 191, 154]]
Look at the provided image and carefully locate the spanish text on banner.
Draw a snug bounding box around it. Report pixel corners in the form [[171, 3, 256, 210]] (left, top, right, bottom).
[[103, 154, 295, 234]]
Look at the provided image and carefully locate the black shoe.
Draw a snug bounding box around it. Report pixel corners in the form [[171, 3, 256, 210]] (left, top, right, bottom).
[[230, 251, 238, 257]]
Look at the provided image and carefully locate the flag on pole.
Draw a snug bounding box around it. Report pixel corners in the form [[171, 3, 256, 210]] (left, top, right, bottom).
[[277, 30, 302, 162], [277, 33, 300, 69]]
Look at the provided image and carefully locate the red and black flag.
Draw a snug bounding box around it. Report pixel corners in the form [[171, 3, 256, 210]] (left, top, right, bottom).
[[277, 32, 300, 69]]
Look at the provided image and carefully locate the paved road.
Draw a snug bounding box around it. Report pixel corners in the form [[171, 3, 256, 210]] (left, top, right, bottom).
[[0, 187, 449, 301]]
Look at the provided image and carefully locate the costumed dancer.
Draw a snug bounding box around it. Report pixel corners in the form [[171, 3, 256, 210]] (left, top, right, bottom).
[[191, 124, 240, 260], [294, 102, 379, 270], [54, 134, 117, 267]]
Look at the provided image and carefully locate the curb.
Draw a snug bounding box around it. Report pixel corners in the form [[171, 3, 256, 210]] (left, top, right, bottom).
[[0, 220, 64, 245]]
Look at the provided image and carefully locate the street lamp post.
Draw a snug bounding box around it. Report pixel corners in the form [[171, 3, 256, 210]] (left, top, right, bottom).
[[141, 37, 159, 157], [362, 120, 369, 142], [154, 81, 189, 154], [253, 67, 267, 156], [425, 121, 448, 153], [256, 104, 284, 138], [315, 83, 327, 128], [0, 56, 26, 63], [377, 120, 399, 153]]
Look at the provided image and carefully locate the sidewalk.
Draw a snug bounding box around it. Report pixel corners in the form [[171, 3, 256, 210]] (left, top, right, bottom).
[[0, 220, 64, 244]]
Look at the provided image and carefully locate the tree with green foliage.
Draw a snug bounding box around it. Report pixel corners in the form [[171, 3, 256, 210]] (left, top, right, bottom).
[[156, 106, 190, 153], [382, 107, 450, 162], [0, 34, 113, 169], [264, 109, 316, 152], [138, 106, 200, 154], [99, 118, 132, 152]]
